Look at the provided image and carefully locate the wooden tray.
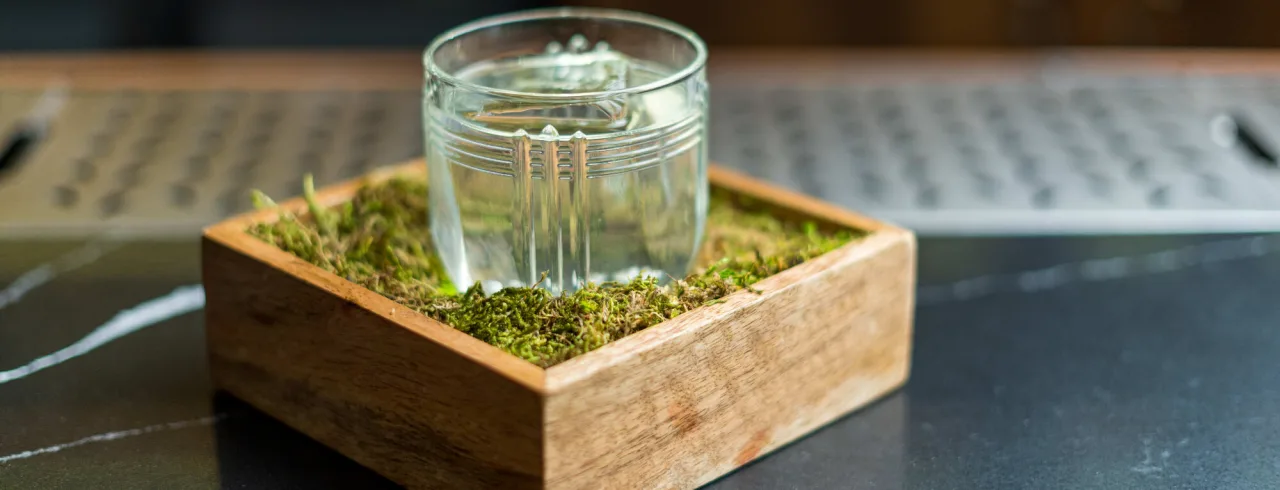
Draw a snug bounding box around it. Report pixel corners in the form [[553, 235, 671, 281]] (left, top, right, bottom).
[[201, 161, 916, 489]]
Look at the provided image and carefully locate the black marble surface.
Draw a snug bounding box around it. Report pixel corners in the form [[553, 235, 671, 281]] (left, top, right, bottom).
[[2, 233, 1279, 489]]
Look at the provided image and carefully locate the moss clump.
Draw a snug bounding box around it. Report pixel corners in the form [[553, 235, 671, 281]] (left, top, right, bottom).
[[249, 174, 864, 367]]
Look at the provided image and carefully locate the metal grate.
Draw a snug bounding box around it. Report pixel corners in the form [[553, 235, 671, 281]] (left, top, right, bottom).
[[9, 75, 1280, 238], [0, 89, 422, 238], [709, 75, 1280, 234]]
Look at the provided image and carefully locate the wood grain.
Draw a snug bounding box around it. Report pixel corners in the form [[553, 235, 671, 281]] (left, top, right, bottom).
[[10, 48, 1280, 91], [203, 161, 545, 488], [543, 168, 916, 489], [203, 161, 915, 489], [0, 51, 422, 89]]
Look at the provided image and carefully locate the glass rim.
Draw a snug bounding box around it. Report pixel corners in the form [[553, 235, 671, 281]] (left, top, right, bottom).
[[422, 7, 708, 102]]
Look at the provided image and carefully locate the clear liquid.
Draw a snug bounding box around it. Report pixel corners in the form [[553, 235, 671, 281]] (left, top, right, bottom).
[[426, 40, 707, 294]]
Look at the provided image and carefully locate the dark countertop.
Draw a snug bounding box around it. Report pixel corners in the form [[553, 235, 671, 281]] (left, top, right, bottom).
[[2, 233, 1279, 489]]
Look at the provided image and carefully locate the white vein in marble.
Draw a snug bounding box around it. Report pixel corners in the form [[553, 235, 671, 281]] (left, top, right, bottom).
[[0, 284, 205, 385], [0, 414, 225, 464], [0, 238, 121, 312]]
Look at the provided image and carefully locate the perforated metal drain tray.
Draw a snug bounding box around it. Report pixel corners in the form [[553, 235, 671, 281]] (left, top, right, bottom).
[[6, 75, 1280, 238], [709, 75, 1280, 234], [0, 89, 422, 238]]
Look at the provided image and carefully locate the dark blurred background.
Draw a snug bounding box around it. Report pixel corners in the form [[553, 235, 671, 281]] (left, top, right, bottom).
[[5, 0, 1280, 50]]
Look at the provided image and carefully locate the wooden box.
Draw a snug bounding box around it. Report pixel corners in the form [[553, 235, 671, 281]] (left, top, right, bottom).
[[202, 162, 916, 489]]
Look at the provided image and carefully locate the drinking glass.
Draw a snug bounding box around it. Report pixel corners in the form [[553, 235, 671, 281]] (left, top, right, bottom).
[[423, 8, 709, 294]]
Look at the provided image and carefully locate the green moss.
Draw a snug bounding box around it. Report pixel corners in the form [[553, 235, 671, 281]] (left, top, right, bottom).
[[248, 174, 865, 367]]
